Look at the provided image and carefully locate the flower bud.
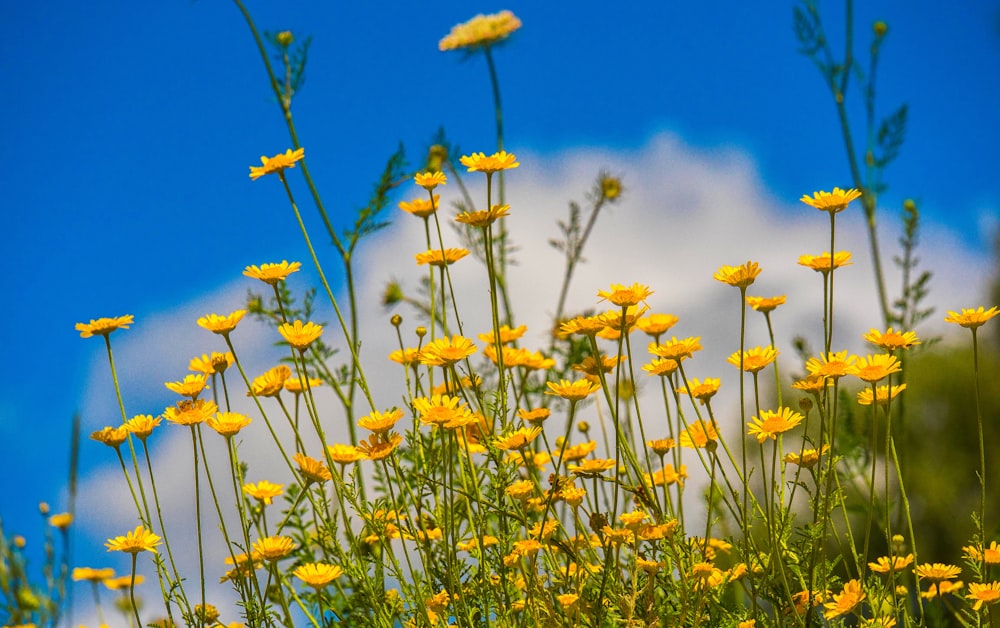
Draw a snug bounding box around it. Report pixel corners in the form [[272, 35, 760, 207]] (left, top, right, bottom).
[[415, 326, 427, 339], [873, 21, 888, 37], [276, 31, 294, 47], [391, 314, 403, 328], [577, 421, 590, 433], [38, 502, 50, 515], [799, 397, 814, 413]]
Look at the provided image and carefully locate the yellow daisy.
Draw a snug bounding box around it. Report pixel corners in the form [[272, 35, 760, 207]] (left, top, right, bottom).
[[675, 378, 721, 404], [357, 432, 404, 460], [679, 420, 718, 449], [800, 187, 862, 213], [243, 480, 284, 505], [105, 526, 161, 554], [495, 427, 543, 451], [944, 306, 1000, 329], [243, 260, 301, 285], [823, 579, 865, 619], [545, 378, 601, 401], [455, 204, 510, 228], [746, 295, 787, 313], [247, 365, 292, 397], [850, 354, 902, 383], [748, 407, 804, 443], [125, 414, 161, 441], [206, 411, 252, 437], [649, 336, 702, 361], [439, 10, 522, 51], [414, 171, 446, 191], [197, 310, 247, 335], [252, 535, 296, 561], [415, 247, 470, 267], [636, 313, 679, 336], [249, 148, 304, 180], [278, 320, 324, 351], [293, 562, 343, 588], [857, 384, 907, 406], [863, 327, 921, 351], [714, 261, 761, 288], [293, 452, 332, 483], [75, 315, 134, 339], [164, 373, 208, 399], [326, 443, 365, 465], [597, 282, 654, 307], [358, 408, 405, 434], [967, 582, 1000, 611], [459, 151, 520, 174], [163, 399, 218, 426], [398, 195, 439, 218], [728, 346, 778, 373], [419, 335, 477, 367], [798, 251, 853, 272]]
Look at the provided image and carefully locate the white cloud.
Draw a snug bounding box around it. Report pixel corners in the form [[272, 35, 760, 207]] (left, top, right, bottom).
[[72, 131, 991, 621]]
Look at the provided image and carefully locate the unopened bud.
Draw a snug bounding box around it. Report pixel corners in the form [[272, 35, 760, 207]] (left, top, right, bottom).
[[799, 397, 814, 413], [391, 314, 403, 328], [276, 31, 294, 47], [38, 502, 50, 515], [415, 326, 427, 339], [873, 21, 888, 37], [577, 421, 590, 433], [426, 144, 448, 173]]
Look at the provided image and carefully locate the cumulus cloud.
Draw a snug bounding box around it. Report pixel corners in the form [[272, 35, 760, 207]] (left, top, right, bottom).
[[73, 132, 991, 620]]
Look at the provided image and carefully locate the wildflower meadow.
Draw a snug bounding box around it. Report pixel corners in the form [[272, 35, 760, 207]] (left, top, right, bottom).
[[3, 3, 999, 628]]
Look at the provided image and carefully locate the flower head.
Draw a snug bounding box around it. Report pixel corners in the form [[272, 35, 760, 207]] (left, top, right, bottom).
[[413, 395, 475, 429], [455, 204, 510, 228], [248, 365, 292, 397], [459, 151, 520, 174], [327, 443, 365, 465], [398, 195, 439, 218], [636, 313, 679, 336], [163, 399, 218, 426], [559, 440, 598, 462], [679, 420, 718, 449], [748, 407, 804, 443], [647, 464, 688, 486], [197, 310, 246, 335], [714, 261, 761, 288], [207, 411, 252, 437], [559, 315, 607, 337], [649, 336, 702, 361], [293, 562, 344, 588], [419, 335, 477, 367], [243, 261, 301, 285], [783, 445, 830, 468], [864, 327, 921, 351], [188, 352, 234, 375], [850, 354, 902, 383], [868, 554, 914, 574], [243, 480, 284, 505], [278, 320, 324, 351], [728, 346, 778, 373], [801, 187, 862, 214], [105, 526, 161, 554], [249, 148, 304, 180], [72, 567, 116, 582], [293, 452, 332, 483], [414, 171, 447, 191], [415, 248, 470, 267], [915, 562, 961, 582], [568, 458, 617, 477], [944, 306, 1000, 330], [799, 251, 853, 272], [518, 407, 551, 424], [357, 432, 404, 460], [439, 11, 522, 51], [806, 350, 856, 380], [598, 283, 653, 307], [824, 579, 865, 619], [358, 408, 405, 435], [495, 427, 543, 451], [284, 376, 322, 394], [252, 535, 296, 561], [545, 379, 601, 401], [90, 425, 129, 448], [746, 295, 787, 313], [967, 582, 1000, 611], [676, 378, 721, 404], [857, 384, 907, 406], [76, 315, 134, 339], [49, 513, 73, 529], [164, 374, 208, 399]]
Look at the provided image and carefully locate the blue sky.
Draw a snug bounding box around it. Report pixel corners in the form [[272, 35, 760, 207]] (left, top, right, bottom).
[[2, 0, 998, 607]]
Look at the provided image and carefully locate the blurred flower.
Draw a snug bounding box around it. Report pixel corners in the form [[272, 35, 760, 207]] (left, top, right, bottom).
[[284, 376, 322, 394], [249, 148, 304, 180], [327, 443, 365, 465], [868, 554, 914, 574], [679, 420, 717, 449], [800, 187, 862, 214], [243, 261, 301, 285], [798, 251, 853, 272], [414, 171, 447, 191], [783, 445, 829, 468], [90, 425, 128, 448], [967, 582, 1000, 611], [746, 295, 787, 313], [73, 567, 116, 582], [76, 315, 134, 339], [455, 204, 510, 227], [636, 313, 679, 336], [921, 580, 963, 599], [398, 195, 439, 218], [439, 11, 522, 51], [559, 440, 598, 462], [104, 574, 144, 590], [963, 541, 1000, 565], [568, 458, 616, 477], [459, 151, 520, 174], [857, 384, 907, 406], [105, 526, 161, 554], [248, 365, 292, 397], [415, 248, 470, 267], [714, 261, 761, 288], [517, 407, 551, 424], [646, 438, 676, 456], [545, 379, 600, 401], [48, 512, 73, 529]]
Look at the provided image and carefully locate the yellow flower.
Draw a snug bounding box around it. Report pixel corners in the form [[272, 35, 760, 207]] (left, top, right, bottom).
[[163, 399, 218, 426], [48, 513, 73, 529], [792, 374, 830, 394], [505, 479, 536, 500], [568, 458, 616, 477], [967, 582, 1000, 611], [728, 346, 778, 373], [806, 350, 856, 380], [293, 562, 343, 588], [863, 327, 921, 351], [636, 313, 679, 336], [389, 347, 422, 366], [358, 408, 405, 434], [798, 251, 853, 272], [249, 148, 304, 180], [72, 567, 116, 582], [327, 443, 365, 465], [278, 320, 324, 351], [602, 526, 635, 546], [197, 310, 247, 335], [823, 579, 865, 619], [619, 510, 649, 529], [478, 324, 527, 345], [357, 432, 404, 460], [496, 427, 543, 451], [76, 315, 134, 338], [558, 440, 598, 462], [560, 485, 587, 508], [455, 204, 510, 228], [649, 336, 702, 361], [248, 365, 292, 397], [868, 554, 914, 574], [676, 378, 721, 404], [90, 425, 129, 448], [189, 352, 234, 375], [857, 384, 907, 406], [559, 315, 608, 337], [800, 187, 862, 213], [419, 335, 477, 366], [439, 11, 522, 51], [414, 171, 447, 191], [963, 541, 1000, 565], [459, 151, 520, 174], [105, 526, 162, 554], [598, 282, 654, 307], [252, 535, 296, 561], [412, 394, 475, 429], [545, 378, 601, 401], [415, 247, 470, 267], [850, 354, 902, 383], [164, 374, 208, 399], [641, 358, 677, 377], [944, 306, 1000, 329], [556, 593, 579, 609], [746, 295, 787, 313], [284, 376, 322, 394], [243, 480, 284, 505], [915, 562, 961, 582], [714, 261, 761, 288], [293, 452, 332, 483], [398, 195, 439, 218], [646, 438, 676, 455], [103, 574, 144, 590], [207, 411, 252, 437], [921, 580, 963, 599], [783, 445, 830, 468], [517, 408, 550, 425], [679, 420, 718, 449], [243, 261, 301, 285], [748, 407, 804, 443]]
